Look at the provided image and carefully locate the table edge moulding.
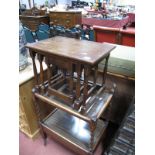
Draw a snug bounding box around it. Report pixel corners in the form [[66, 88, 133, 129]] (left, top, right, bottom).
[[26, 36, 116, 155]]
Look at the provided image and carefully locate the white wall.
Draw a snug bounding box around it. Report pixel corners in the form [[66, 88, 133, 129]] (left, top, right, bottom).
[[115, 0, 135, 5]]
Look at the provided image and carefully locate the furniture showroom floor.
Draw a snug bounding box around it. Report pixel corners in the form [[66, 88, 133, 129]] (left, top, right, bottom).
[[19, 131, 103, 155]]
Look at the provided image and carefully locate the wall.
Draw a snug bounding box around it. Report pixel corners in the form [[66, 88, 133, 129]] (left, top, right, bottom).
[[117, 0, 135, 5]]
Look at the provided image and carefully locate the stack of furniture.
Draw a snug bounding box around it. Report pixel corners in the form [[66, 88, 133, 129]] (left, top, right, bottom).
[[26, 36, 116, 155]]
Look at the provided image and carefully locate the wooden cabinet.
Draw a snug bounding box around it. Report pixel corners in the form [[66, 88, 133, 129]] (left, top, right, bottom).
[[19, 8, 49, 31], [19, 72, 39, 139], [19, 15, 49, 31], [49, 11, 82, 28], [19, 59, 49, 139]]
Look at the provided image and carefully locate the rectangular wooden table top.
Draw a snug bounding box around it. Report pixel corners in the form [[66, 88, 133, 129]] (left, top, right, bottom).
[[26, 36, 116, 66]]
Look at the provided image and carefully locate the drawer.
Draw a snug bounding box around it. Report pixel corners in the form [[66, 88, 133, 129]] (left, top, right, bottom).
[[48, 57, 71, 70], [64, 13, 73, 19], [50, 17, 63, 24], [50, 13, 58, 18]]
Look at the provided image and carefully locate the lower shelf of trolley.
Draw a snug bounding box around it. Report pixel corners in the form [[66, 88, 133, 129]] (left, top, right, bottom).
[[41, 109, 108, 154]]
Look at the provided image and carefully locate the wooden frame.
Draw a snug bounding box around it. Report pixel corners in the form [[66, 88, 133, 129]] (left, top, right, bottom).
[[26, 36, 116, 154]]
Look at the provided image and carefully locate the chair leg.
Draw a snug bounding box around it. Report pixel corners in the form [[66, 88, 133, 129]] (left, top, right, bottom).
[[39, 125, 47, 146]]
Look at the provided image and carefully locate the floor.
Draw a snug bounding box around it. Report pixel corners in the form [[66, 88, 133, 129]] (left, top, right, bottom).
[[19, 131, 103, 155]]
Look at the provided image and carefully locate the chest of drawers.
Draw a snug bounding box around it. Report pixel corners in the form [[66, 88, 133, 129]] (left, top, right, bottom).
[[49, 11, 82, 28]]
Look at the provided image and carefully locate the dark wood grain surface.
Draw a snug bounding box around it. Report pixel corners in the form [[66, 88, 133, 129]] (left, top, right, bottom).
[[26, 36, 116, 65]]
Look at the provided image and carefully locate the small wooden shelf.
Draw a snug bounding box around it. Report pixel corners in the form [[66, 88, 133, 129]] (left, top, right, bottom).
[[41, 109, 108, 155], [35, 85, 113, 122]]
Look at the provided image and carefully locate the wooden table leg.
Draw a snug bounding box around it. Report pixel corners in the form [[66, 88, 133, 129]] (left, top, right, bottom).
[[102, 54, 110, 85], [81, 65, 90, 113]]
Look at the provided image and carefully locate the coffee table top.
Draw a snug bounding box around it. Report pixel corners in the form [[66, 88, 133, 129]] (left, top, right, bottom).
[[26, 36, 116, 65]]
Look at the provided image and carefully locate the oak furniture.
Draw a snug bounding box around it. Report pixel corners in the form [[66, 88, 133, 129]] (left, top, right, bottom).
[[19, 58, 50, 139], [20, 15, 49, 32], [49, 11, 82, 28], [19, 8, 49, 31], [26, 36, 116, 155], [19, 60, 40, 139]]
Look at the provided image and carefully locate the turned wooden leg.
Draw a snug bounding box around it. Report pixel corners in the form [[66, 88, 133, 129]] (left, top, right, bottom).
[[89, 120, 96, 154], [90, 131, 94, 152], [32, 89, 48, 145], [81, 65, 90, 113], [45, 57, 52, 88], [29, 50, 39, 90], [93, 65, 98, 86], [102, 54, 110, 85], [38, 54, 45, 94], [68, 63, 74, 98], [42, 129, 47, 146], [74, 64, 82, 109]]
